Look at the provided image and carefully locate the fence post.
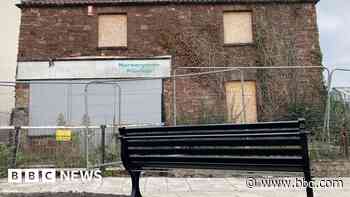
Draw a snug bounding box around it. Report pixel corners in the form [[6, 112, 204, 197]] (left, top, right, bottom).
[[11, 126, 20, 168], [101, 125, 106, 171], [341, 127, 349, 160]]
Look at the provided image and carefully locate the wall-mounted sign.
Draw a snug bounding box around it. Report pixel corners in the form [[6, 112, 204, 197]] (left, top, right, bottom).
[[56, 129, 72, 141], [17, 56, 171, 80], [119, 63, 158, 74]]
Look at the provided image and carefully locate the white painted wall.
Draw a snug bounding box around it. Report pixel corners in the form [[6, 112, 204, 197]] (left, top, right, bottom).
[[0, 1, 20, 123]]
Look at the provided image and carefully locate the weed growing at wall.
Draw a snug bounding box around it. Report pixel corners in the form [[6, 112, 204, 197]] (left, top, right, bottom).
[[0, 144, 10, 177]]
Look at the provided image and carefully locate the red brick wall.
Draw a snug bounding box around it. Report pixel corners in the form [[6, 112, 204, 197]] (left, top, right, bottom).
[[16, 3, 324, 125]]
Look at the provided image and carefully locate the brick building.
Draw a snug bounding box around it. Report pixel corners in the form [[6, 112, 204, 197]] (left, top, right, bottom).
[[14, 0, 324, 127]]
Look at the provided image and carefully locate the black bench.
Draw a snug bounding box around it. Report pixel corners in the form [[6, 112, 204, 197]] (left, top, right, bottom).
[[119, 119, 313, 197]]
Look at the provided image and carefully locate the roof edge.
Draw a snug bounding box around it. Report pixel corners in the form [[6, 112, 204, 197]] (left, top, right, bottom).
[[16, 0, 320, 9]]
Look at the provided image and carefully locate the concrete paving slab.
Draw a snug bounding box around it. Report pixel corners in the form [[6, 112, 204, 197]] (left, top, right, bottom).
[[185, 178, 235, 192], [143, 177, 168, 194], [165, 178, 191, 192], [0, 177, 349, 197]]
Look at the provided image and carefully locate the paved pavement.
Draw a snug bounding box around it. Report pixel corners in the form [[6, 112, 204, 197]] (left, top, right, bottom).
[[0, 177, 349, 197]]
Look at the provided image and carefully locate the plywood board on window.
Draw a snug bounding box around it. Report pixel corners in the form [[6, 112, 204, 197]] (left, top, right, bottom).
[[225, 81, 257, 123], [223, 12, 253, 44], [99, 14, 127, 47]]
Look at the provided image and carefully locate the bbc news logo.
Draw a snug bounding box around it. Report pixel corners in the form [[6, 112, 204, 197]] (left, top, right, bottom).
[[8, 169, 102, 183]]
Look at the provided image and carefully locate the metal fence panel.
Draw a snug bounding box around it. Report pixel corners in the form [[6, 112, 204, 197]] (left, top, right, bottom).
[[29, 79, 163, 136]]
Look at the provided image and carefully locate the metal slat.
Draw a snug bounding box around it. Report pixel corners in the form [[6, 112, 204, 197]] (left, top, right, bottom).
[[122, 121, 300, 134], [126, 136, 301, 147], [127, 147, 303, 156], [129, 155, 303, 165], [133, 162, 304, 172], [124, 128, 299, 137], [123, 132, 300, 140]]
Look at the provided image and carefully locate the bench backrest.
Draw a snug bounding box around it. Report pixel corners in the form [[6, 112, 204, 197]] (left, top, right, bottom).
[[119, 119, 310, 173]]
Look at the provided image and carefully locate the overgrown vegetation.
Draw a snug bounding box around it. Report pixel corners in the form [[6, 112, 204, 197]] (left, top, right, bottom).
[[329, 91, 350, 140], [13, 135, 85, 168], [0, 144, 11, 177], [252, 7, 350, 161], [309, 91, 350, 161], [255, 7, 326, 123]]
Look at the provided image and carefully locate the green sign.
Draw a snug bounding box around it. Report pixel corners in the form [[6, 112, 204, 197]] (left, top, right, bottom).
[[119, 63, 158, 74]]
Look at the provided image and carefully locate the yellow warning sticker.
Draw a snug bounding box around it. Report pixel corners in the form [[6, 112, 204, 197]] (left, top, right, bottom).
[[56, 129, 72, 141]]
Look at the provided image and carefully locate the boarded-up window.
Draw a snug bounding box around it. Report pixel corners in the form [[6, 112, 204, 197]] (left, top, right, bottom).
[[223, 12, 253, 44], [98, 14, 127, 47], [225, 81, 257, 123]]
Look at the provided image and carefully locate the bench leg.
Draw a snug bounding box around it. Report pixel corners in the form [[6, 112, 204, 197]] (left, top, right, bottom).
[[129, 171, 142, 197], [304, 171, 314, 197]]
